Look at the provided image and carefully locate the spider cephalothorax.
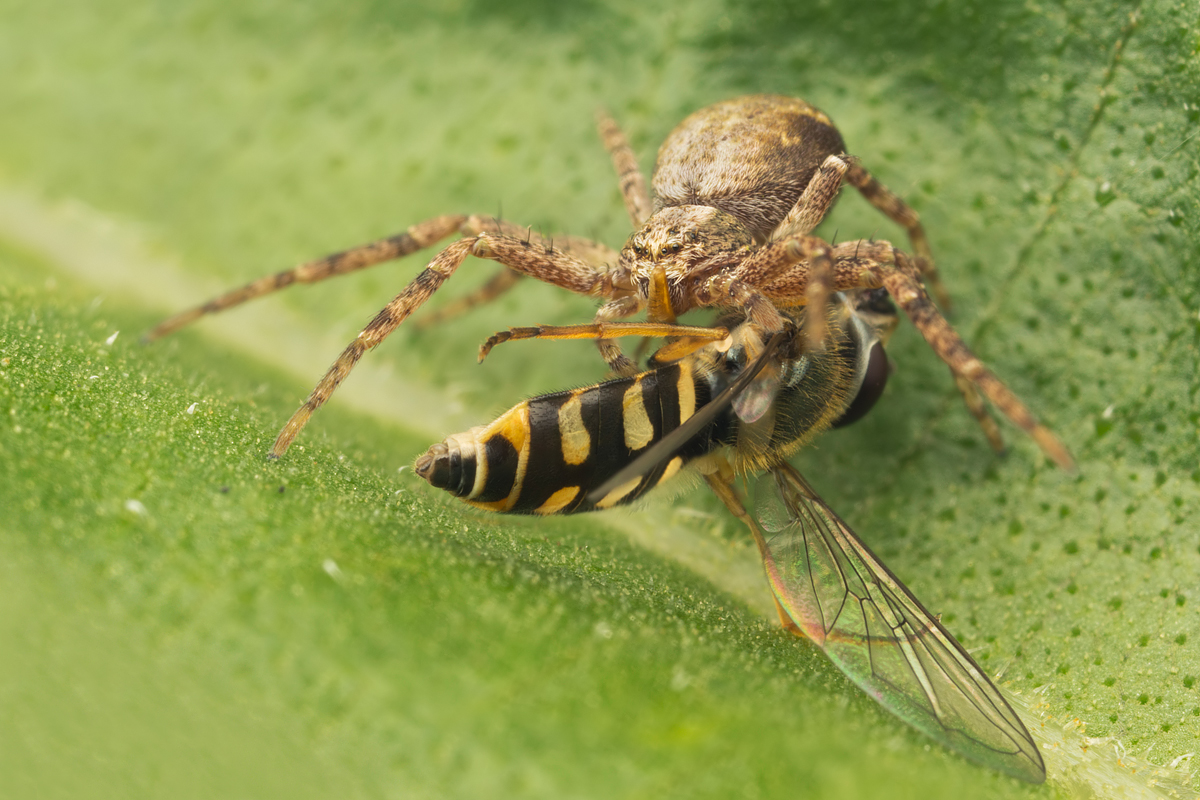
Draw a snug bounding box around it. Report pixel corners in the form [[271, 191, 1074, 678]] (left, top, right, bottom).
[[617, 205, 753, 315]]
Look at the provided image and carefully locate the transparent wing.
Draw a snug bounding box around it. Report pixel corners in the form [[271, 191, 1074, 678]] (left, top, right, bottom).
[[754, 462, 1045, 783]]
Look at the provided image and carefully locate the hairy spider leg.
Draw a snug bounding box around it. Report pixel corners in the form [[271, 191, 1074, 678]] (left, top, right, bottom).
[[143, 215, 619, 342], [270, 232, 626, 457], [731, 237, 1072, 469], [416, 231, 620, 329], [597, 109, 652, 228], [843, 161, 951, 311]]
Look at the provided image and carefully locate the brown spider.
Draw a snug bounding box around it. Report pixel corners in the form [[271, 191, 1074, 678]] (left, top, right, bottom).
[[144, 94, 1072, 470]]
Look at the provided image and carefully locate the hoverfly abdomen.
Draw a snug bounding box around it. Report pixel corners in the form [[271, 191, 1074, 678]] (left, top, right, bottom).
[[415, 359, 732, 515]]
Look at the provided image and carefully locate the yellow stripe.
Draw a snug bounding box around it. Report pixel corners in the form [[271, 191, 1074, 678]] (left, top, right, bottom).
[[475, 403, 531, 512], [677, 362, 696, 422], [535, 486, 580, 515], [655, 456, 684, 487], [595, 476, 642, 509], [622, 377, 654, 451], [558, 391, 591, 466]]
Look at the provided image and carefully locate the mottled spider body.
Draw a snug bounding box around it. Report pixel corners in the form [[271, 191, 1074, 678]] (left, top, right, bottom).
[[146, 94, 1070, 469]]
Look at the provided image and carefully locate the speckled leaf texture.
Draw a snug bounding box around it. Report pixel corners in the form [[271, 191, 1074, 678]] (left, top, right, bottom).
[[0, 1, 1196, 798]]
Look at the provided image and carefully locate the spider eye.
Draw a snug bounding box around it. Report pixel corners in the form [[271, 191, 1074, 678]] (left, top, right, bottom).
[[670, 242, 682, 253]]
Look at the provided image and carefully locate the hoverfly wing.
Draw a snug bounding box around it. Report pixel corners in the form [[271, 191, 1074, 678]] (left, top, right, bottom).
[[587, 332, 785, 504], [754, 462, 1045, 783]]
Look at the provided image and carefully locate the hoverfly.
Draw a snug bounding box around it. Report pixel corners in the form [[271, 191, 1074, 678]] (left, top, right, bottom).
[[415, 292, 1046, 782]]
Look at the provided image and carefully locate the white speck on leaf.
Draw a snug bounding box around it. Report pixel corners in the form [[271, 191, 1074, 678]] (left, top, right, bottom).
[[322, 559, 343, 581], [105, 331, 119, 346], [186, 402, 198, 414], [1102, 405, 1115, 419], [124, 499, 147, 515]]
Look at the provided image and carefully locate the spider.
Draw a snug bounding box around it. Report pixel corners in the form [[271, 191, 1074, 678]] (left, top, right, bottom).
[[145, 94, 1072, 470]]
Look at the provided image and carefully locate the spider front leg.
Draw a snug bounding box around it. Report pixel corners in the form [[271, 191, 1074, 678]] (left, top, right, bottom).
[[771, 154, 952, 326], [415, 230, 620, 329], [142, 214, 471, 342], [754, 238, 1073, 469], [843, 161, 951, 310], [731, 235, 838, 347], [270, 232, 618, 457]]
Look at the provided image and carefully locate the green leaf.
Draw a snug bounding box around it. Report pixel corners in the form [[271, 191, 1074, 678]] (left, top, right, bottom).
[[1, 0, 1197, 797]]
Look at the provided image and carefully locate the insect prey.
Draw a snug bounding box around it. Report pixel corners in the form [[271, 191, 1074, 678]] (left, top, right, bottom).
[[147, 95, 1073, 781]]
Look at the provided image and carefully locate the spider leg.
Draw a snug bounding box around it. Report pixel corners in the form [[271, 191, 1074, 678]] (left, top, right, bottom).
[[733, 234, 837, 348], [773, 154, 850, 242], [143, 215, 472, 342], [843, 162, 952, 310], [478, 321, 729, 363], [882, 266, 1072, 466], [702, 467, 805, 636], [696, 268, 788, 336], [593, 296, 644, 376], [746, 238, 1072, 468], [414, 268, 525, 329], [766, 157, 853, 346], [271, 232, 620, 457], [415, 227, 620, 329], [953, 374, 1007, 455], [597, 109, 651, 227], [861, 242, 1071, 469]]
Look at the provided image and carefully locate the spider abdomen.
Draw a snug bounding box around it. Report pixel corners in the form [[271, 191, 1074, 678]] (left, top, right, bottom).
[[652, 95, 847, 242]]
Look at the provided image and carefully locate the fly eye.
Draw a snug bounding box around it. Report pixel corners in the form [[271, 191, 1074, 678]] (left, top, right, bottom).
[[831, 342, 890, 429]]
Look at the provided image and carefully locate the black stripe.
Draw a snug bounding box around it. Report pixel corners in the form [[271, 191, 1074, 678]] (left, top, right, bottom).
[[475, 433, 519, 503], [510, 391, 572, 513], [589, 377, 633, 489], [644, 364, 682, 491], [676, 364, 725, 459], [456, 445, 477, 498], [656, 363, 682, 439]]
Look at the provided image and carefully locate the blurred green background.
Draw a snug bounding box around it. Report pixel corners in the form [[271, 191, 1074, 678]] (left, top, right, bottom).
[[1, 0, 1197, 797]]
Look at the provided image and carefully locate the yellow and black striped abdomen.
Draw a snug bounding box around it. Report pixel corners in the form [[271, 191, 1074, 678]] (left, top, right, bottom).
[[414, 358, 729, 515], [416, 300, 884, 516]]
